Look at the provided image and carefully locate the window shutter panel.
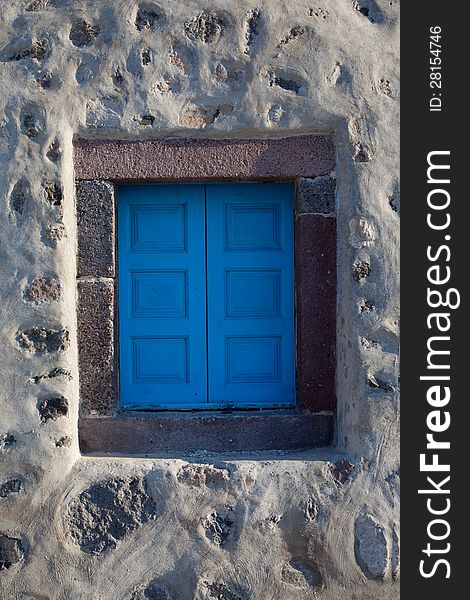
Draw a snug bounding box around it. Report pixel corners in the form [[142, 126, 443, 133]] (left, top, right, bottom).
[[206, 183, 295, 407], [118, 184, 207, 408]]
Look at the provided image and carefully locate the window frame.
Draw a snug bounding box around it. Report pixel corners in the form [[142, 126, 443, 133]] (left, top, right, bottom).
[[74, 135, 336, 454]]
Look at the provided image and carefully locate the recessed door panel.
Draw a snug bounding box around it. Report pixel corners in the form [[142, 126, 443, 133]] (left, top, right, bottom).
[[225, 269, 282, 318], [130, 204, 187, 252], [131, 270, 188, 318]]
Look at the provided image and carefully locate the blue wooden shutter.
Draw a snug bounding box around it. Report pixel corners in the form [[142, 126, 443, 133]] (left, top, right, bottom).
[[206, 182, 295, 407], [118, 184, 207, 409]]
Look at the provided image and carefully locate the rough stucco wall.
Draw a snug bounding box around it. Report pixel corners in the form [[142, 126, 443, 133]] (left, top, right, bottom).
[[0, 1, 399, 599]]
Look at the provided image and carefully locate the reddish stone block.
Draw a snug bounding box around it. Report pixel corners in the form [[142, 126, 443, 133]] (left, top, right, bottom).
[[295, 215, 336, 412], [79, 412, 334, 454], [296, 176, 336, 215], [77, 280, 117, 415], [76, 180, 115, 278], [74, 135, 335, 182]]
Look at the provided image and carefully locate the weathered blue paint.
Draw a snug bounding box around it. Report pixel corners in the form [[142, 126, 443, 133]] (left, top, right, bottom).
[[118, 182, 295, 410]]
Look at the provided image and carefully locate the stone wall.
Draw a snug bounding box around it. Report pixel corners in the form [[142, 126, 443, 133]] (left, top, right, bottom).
[[0, 1, 399, 599]]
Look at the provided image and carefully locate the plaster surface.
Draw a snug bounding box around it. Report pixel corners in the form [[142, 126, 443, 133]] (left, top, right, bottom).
[[0, 1, 399, 598]]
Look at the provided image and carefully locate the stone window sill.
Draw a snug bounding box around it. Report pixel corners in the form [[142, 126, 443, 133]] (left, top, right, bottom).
[[79, 410, 334, 455]]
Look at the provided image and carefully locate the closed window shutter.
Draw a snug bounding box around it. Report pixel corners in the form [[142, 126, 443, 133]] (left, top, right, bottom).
[[118, 184, 207, 408], [118, 182, 295, 410], [206, 182, 295, 407]]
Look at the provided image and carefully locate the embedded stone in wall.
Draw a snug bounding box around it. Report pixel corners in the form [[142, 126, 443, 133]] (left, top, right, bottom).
[[130, 580, 171, 600], [378, 78, 392, 97], [85, 97, 124, 129], [0, 534, 24, 570], [361, 337, 378, 350], [349, 217, 376, 248], [70, 20, 101, 47], [135, 4, 164, 31], [265, 513, 282, 529], [308, 7, 329, 20], [10, 179, 30, 215], [141, 47, 152, 66], [16, 327, 70, 354], [354, 513, 389, 579], [137, 114, 156, 126], [281, 559, 322, 588], [353, 142, 372, 162], [389, 191, 400, 213], [37, 396, 69, 423], [327, 62, 343, 86], [65, 477, 157, 555], [26, 0, 53, 10], [46, 139, 61, 163], [353, 1, 379, 23], [75, 181, 115, 278], [112, 68, 124, 87], [329, 459, 354, 485], [20, 105, 45, 140], [305, 496, 319, 521], [0, 478, 22, 498], [215, 63, 228, 82], [0, 434, 16, 451], [153, 80, 170, 95], [184, 12, 224, 44], [201, 580, 245, 600], [368, 374, 395, 393], [55, 436, 72, 448], [266, 104, 285, 127], [297, 176, 336, 215], [43, 222, 66, 246], [31, 367, 72, 384], [168, 45, 187, 72], [36, 71, 53, 89], [243, 9, 260, 55], [176, 464, 229, 487], [218, 103, 233, 116], [77, 280, 115, 415], [359, 298, 374, 314], [179, 105, 219, 129], [75, 60, 100, 86], [202, 505, 234, 546], [24, 278, 61, 304], [4, 39, 49, 62], [352, 260, 370, 282], [279, 26, 306, 47], [261, 67, 305, 94]]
